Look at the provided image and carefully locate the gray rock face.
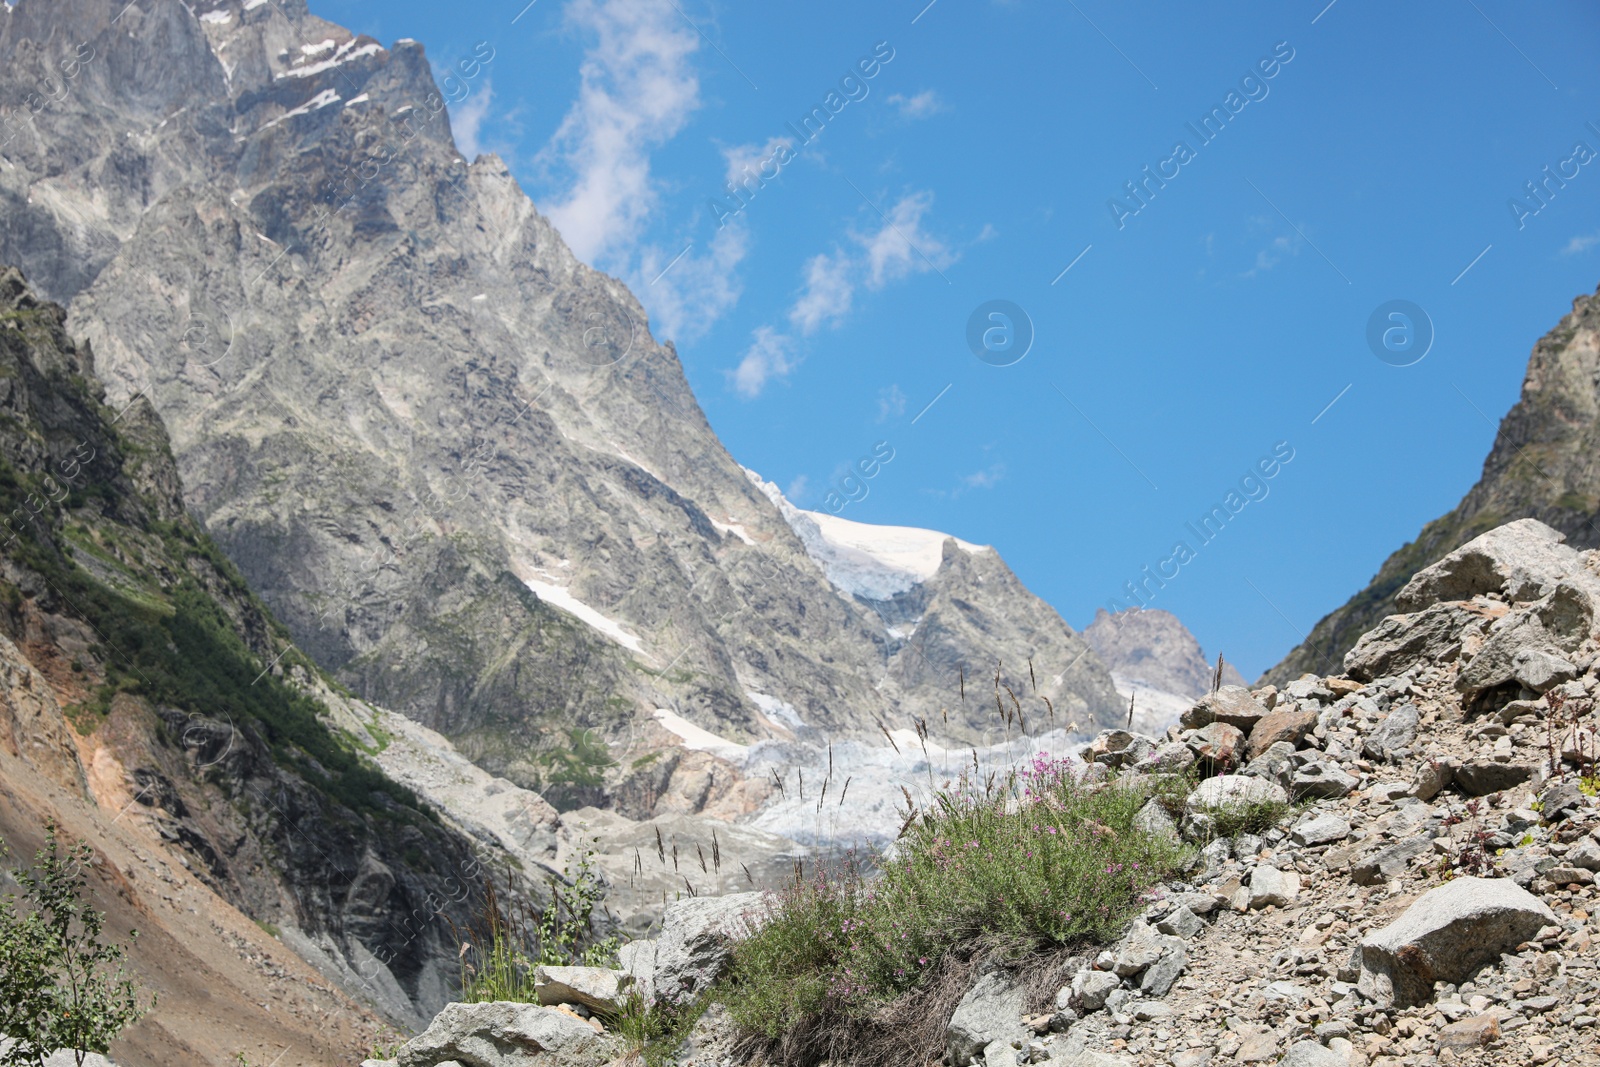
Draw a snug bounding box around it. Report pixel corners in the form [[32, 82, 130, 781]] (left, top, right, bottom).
[[396, 1001, 610, 1067], [652, 892, 762, 1003], [947, 970, 1028, 1066], [1512, 648, 1579, 691], [1356, 876, 1556, 1007], [0, 0, 1125, 786], [616, 940, 658, 1002]]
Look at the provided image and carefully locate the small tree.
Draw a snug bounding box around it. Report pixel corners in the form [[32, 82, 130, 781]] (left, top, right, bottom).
[[0, 823, 150, 1066]]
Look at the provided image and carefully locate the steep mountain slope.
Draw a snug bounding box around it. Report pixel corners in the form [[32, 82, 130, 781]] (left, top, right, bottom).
[[1083, 607, 1245, 732], [0, 265, 533, 1048], [0, 0, 1123, 784], [1266, 283, 1600, 684]]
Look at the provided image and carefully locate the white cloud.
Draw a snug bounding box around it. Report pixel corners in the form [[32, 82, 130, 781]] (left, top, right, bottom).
[[858, 190, 954, 288], [538, 0, 700, 265], [449, 80, 494, 160], [785, 474, 810, 503], [730, 326, 796, 398], [729, 190, 955, 398], [1562, 231, 1600, 256], [1241, 230, 1301, 278], [722, 136, 791, 189], [643, 224, 748, 344], [877, 385, 906, 423], [788, 251, 854, 335], [962, 464, 1006, 490], [887, 90, 945, 119]]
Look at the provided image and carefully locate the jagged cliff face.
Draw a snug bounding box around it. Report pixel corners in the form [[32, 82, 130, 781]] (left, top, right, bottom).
[[1082, 607, 1246, 733], [1266, 284, 1600, 684], [0, 266, 521, 1033], [0, 0, 1123, 785]]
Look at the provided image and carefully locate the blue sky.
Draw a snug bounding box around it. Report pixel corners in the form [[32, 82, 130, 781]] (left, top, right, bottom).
[[310, 0, 1600, 678]]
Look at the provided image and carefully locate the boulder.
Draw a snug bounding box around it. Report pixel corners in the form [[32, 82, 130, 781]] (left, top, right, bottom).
[[1395, 518, 1572, 610], [1133, 741, 1197, 776], [1361, 704, 1419, 762], [1241, 741, 1299, 789], [1133, 798, 1179, 842], [1290, 762, 1358, 799], [1356, 876, 1556, 1007], [1278, 1040, 1346, 1067], [1566, 837, 1600, 871], [1350, 838, 1430, 885], [1512, 648, 1578, 692], [1344, 602, 1487, 682], [1066, 967, 1120, 1013], [1453, 760, 1537, 797], [1181, 686, 1269, 731], [1245, 710, 1317, 761], [1185, 774, 1288, 816], [395, 1002, 609, 1067], [1436, 1014, 1501, 1049], [1155, 905, 1203, 939], [1409, 758, 1455, 801], [533, 965, 634, 1015], [947, 970, 1027, 1065], [1290, 813, 1351, 847], [1456, 612, 1564, 700], [1247, 866, 1300, 908], [652, 891, 762, 1003], [1190, 721, 1246, 768]]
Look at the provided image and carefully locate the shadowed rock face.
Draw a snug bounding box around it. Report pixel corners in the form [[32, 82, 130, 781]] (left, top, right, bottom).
[[0, 266, 527, 1028], [1265, 284, 1600, 685], [0, 0, 1122, 784]]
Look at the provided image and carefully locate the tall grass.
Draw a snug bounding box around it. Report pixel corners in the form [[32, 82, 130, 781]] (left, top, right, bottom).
[[722, 753, 1189, 1050]]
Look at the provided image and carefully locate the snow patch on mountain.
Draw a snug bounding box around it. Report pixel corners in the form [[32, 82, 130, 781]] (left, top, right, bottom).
[[744, 468, 988, 600], [521, 576, 647, 657]]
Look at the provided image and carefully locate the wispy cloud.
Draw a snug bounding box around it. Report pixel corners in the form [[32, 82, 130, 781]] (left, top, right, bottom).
[[788, 251, 854, 335], [887, 89, 945, 119], [449, 81, 495, 160], [962, 464, 1006, 490], [644, 225, 748, 344], [785, 474, 810, 503], [730, 325, 796, 399], [877, 385, 906, 423], [538, 0, 700, 265], [1562, 231, 1600, 256], [730, 190, 956, 398]]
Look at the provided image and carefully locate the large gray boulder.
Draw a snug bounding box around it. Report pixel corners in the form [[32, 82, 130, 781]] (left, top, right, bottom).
[[1356, 876, 1556, 1007], [1278, 1040, 1346, 1067], [1395, 519, 1572, 610], [652, 892, 763, 1003], [396, 1001, 610, 1067], [1344, 602, 1489, 682], [947, 970, 1028, 1065]]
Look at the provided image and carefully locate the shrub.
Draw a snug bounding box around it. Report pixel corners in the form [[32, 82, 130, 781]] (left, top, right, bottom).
[[454, 846, 620, 1002], [722, 753, 1189, 1052], [0, 823, 152, 1066]]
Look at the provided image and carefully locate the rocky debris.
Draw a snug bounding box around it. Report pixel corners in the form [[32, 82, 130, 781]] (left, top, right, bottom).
[[532, 966, 634, 1015], [947, 970, 1029, 1065], [649, 891, 762, 1003], [929, 518, 1600, 1066], [390, 1002, 614, 1067]]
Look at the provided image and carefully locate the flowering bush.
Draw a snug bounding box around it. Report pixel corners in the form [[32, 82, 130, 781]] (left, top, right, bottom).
[[724, 755, 1188, 1041]]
